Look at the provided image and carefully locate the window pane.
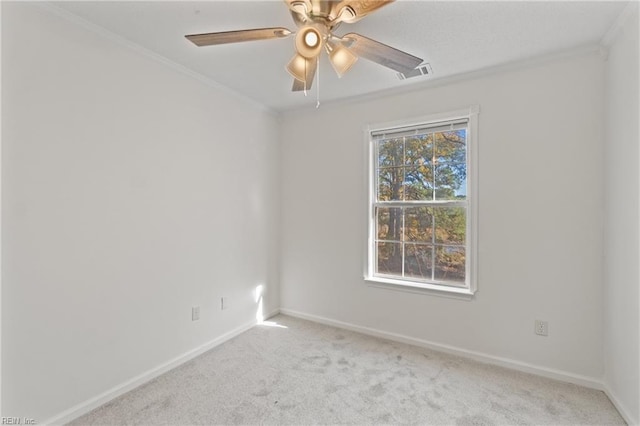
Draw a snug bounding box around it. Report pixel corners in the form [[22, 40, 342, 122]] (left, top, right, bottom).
[[434, 130, 466, 164], [378, 167, 404, 201], [404, 166, 433, 200], [433, 129, 466, 201], [434, 163, 466, 200], [404, 134, 433, 166], [404, 207, 433, 242], [404, 243, 433, 280], [434, 246, 465, 283], [377, 242, 402, 276], [376, 207, 403, 241], [433, 207, 466, 245], [378, 138, 404, 167]]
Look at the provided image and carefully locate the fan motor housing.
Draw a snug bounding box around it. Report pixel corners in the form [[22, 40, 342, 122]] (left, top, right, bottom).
[[290, 9, 342, 30]]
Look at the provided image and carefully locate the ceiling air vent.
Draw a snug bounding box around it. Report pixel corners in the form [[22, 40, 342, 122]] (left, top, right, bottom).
[[397, 63, 432, 80]]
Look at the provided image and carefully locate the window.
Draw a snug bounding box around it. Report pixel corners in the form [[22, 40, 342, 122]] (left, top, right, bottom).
[[366, 108, 478, 296]]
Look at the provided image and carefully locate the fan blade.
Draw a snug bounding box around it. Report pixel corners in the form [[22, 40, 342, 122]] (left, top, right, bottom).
[[292, 57, 318, 91], [185, 28, 292, 47], [332, 0, 394, 23], [341, 33, 422, 73]]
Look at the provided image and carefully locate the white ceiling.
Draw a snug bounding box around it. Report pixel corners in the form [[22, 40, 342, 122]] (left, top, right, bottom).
[[50, 1, 628, 112]]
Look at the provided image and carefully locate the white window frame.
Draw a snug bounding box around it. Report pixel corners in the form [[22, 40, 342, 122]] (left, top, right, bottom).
[[364, 106, 479, 298]]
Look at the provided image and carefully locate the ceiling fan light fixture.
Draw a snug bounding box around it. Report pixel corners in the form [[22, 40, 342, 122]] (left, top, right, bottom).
[[329, 44, 358, 77], [295, 26, 323, 58], [304, 31, 319, 48], [286, 53, 310, 82]]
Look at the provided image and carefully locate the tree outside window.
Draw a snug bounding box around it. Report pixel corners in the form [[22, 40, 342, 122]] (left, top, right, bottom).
[[371, 119, 470, 288]]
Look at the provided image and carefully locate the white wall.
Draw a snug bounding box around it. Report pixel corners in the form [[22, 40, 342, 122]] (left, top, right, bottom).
[[280, 52, 606, 381], [1, 3, 279, 421], [603, 3, 640, 424]]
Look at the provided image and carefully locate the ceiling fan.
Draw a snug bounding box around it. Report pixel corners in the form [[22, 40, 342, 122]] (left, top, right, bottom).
[[185, 0, 426, 93]]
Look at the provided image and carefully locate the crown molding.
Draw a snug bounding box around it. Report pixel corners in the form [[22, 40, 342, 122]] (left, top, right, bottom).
[[282, 43, 602, 115], [601, 0, 639, 47], [35, 2, 279, 117]]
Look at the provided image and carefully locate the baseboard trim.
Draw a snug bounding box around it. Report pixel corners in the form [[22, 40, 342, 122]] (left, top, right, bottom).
[[42, 316, 267, 425], [263, 308, 281, 321], [603, 384, 638, 426], [279, 308, 603, 390], [41, 307, 617, 424]]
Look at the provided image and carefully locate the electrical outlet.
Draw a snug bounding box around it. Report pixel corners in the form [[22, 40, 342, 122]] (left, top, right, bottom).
[[535, 320, 548, 336], [192, 306, 200, 321], [221, 297, 228, 310]]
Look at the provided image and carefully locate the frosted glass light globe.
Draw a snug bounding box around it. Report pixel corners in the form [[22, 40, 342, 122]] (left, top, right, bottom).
[[304, 30, 319, 48]]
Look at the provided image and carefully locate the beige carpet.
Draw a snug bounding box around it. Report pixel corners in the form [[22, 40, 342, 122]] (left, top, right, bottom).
[[70, 314, 624, 425]]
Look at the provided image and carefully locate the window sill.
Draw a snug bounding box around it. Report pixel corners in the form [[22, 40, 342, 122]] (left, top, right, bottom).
[[364, 276, 476, 300]]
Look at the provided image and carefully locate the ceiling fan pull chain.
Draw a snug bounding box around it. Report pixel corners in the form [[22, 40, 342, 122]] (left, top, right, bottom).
[[303, 59, 308, 96], [316, 56, 320, 109]]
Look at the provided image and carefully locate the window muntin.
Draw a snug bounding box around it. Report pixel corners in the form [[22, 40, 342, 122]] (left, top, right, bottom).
[[368, 116, 473, 291]]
